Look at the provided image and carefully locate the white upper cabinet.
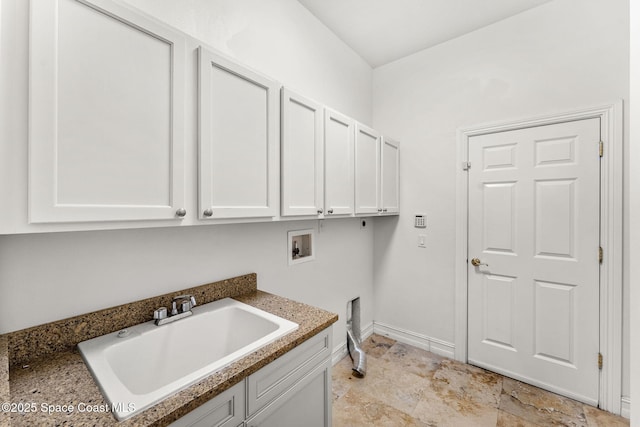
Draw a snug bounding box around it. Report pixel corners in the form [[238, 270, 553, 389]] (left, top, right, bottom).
[[354, 124, 381, 215], [29, 0, 186, 223], [281, 89, 324, 216], [324, 109, 354, 216], [198, 47, 279, 219], [381, 137, 400, 214], [354, 126, 400, 215]]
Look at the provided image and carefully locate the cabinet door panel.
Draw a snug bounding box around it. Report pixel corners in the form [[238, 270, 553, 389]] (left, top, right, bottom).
[[281, 89, 323, 216], [198, 47, 278, 219], [354, 124, 380, 214], [381, 137, 400, 214], [169, 380, 245, 427], [324, 109, 354, 216], [246, 361, 331, 427], [247, 328, 330, 416], [29, 0, 185, 223]]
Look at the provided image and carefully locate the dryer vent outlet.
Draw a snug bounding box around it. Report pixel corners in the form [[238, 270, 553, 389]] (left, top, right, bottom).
[[346, 297, 366, 378]]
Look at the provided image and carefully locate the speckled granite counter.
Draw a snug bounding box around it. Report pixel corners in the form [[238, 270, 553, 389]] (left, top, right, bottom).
[[0, 336, 9, 427], [1, 275, 338, 427]]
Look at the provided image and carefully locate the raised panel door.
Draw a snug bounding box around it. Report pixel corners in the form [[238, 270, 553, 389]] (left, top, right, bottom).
[[29, 0, 186, 223], [281, 89, 323, 216], [381, 137, 399, 214], [354, 124, 380, 215], [198, 46, 278, 219], [169, 380, 245, 427], [467, 118, 601, 405], [246, 361, 331, 427], [323, 109, 354, 216]]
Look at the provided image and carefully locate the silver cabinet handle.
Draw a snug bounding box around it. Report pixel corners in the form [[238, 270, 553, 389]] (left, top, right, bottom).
[[176, 208, 187, 217], [382, 208, 388, 212], [317, 209, 323, 214], [327, 208, 334, 214], [203, 208, 213, 217], [377, 208, 383, 212]]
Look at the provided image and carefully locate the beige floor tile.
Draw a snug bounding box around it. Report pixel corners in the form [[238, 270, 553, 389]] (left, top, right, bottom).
[[333, 388, 428, 427], [412, 386, 499, 427], [332, 356, 356, 402], [497, 410, 544, 427], [380, 342, 444, 379], [432, 359, 503, 408], [360, 334, 396, 358], [583, 405, 629, 427], [348, 356, 428, 415], [332, 343, 629, 427], [499, 378, 588, 427]]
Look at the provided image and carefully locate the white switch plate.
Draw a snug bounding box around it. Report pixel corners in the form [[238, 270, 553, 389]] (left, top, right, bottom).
[[418, 234, 426, 248]]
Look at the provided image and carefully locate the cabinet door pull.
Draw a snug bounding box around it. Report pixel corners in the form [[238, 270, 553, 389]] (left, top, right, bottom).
[[176, 208, 187, 217], [203, 208, 213, 217]]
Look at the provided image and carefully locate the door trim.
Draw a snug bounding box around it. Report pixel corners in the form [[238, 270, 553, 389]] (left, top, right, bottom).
[[454, 102, 623, 413]]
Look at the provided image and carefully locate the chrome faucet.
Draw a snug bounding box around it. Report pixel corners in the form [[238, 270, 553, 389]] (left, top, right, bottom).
[[154, 294, 197, 326]]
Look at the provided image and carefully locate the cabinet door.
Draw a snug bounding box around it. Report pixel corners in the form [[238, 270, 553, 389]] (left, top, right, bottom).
[[323, 109, 354, 216], [169, 380, 245, 427], [29, 0, 186, 223], [380, 137, 400, 214], [354, 124, 380, 215], [281, 89, 323, 216], [247, 328, 331, 417], [246, 360, 331, 427], [198, 47, 279, 219]]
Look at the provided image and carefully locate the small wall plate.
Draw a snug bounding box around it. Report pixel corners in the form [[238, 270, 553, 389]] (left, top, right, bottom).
[[288, 229, 315, 265]]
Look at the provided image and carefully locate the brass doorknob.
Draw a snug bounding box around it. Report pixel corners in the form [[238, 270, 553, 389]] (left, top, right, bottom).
[[471, 258, 488, 267]]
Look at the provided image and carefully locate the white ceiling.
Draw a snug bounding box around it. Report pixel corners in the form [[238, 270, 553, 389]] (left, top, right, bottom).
[[297, 0, 554, 68]]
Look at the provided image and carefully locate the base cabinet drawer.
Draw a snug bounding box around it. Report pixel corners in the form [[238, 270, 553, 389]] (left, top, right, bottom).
[[246, 359, 331, 427], [169, 381, 245, 427]]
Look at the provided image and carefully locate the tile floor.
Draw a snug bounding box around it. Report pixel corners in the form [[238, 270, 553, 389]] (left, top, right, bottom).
[[332, 334, 629, 427]]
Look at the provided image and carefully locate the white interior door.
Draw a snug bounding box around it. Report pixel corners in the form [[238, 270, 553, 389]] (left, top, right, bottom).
[[467, 118, 601, 405]]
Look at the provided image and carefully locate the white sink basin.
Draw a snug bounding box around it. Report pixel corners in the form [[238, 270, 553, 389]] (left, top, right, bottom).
[[78, 298, 298, 421]]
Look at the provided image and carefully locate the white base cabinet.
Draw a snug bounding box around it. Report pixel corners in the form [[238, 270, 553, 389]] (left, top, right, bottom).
[[246, 360, 331, 427], [171, 327, 332, 427], [169, 381, 245, 427]]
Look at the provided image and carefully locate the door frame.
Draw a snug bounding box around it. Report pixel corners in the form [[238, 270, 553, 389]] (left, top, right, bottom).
[[454, 102, 623, 413]]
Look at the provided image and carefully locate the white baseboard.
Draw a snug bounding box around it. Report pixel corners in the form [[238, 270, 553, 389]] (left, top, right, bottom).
[[373, 321, 455, 359], [332, 322, 374, 366], [620, 396, 630, 419]]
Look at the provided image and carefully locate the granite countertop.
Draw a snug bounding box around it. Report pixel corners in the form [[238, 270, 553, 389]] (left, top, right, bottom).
[[1, 276, 338, 427]]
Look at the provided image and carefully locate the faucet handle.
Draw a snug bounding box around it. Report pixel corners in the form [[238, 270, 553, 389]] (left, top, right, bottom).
[[172, 294, 196, 313], [154, 307, 168, 320]]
